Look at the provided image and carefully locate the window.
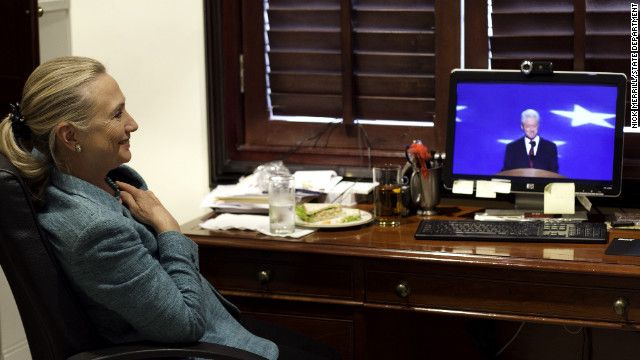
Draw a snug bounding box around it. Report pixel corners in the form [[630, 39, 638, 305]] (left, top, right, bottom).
[[205, 0, 459, 183]]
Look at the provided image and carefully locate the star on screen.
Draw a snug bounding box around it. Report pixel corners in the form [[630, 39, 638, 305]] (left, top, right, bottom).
[[550, 104, 615, 128], [455, 105, 467, 122]]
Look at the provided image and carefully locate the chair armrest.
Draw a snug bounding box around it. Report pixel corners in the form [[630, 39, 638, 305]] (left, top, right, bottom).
[[66, 341, 268, 360]]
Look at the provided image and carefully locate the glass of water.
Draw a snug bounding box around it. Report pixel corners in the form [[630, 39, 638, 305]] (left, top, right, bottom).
[[268, 175, 296, 234]]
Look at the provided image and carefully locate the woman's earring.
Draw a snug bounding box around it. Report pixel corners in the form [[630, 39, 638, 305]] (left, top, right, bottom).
[[74, 144, 82, 153]]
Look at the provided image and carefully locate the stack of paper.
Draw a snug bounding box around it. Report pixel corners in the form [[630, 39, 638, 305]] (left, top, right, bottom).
[[201, 170, 349, 213], [201, 184, 268, 214], [294, 170, 342, 192]]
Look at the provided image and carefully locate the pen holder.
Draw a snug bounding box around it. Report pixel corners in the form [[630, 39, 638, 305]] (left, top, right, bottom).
[[402, 163, 441, 215]]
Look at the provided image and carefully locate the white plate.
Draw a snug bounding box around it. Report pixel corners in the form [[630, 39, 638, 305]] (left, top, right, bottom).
[[295, 207, 374, 228]]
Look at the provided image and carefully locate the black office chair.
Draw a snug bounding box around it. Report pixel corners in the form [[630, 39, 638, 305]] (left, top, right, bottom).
[[0, 152, 265, 360]]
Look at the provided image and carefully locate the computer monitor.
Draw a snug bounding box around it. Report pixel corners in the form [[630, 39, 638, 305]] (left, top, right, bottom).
[[443, 69, 627, 208]]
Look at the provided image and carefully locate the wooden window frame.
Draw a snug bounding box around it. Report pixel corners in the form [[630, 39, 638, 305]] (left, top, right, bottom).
[[0, 0, 39, 115], [204, 0, 459, 185]]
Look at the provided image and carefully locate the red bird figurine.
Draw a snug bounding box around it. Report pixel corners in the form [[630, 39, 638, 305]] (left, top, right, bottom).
[[406, 140, 432, 179]]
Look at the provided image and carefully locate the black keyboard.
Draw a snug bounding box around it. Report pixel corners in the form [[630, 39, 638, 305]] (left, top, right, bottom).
[[414, 219, 608, 244]]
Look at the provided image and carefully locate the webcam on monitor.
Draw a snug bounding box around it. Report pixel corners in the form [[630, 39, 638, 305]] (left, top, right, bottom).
[[520, 60, 554, 76]]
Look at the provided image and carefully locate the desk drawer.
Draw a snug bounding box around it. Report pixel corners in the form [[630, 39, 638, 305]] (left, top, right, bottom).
[[199, 248, 357, 300], [366, 268, 640, 324]]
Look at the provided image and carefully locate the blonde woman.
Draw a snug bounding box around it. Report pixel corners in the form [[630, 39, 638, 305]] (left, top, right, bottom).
[[0, 56, 338, 360]]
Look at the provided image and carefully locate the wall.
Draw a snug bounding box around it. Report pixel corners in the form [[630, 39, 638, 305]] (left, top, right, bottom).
[[0, 271, 29, 360], [0, 1, 210, 359], [38, 0, 72, 62], [69, 0, 211, 224]]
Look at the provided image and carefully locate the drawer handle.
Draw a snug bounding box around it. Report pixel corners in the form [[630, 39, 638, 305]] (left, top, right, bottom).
[[613, 297, 629, 317], [395, 281, 411, 298], [257, 270, 272, 284]]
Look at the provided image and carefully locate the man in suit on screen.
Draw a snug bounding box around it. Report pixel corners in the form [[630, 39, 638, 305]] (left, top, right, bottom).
[[502, 109, 559, 173]]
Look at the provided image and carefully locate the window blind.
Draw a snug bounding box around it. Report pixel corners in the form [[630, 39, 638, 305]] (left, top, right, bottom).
[[489, 0, 575, 70], [489, 0, 631, 75], [265, 0, 436, 124], [352, 0, 435, 122], [266, 0, 342, 118], [585, 0, 629, 73]]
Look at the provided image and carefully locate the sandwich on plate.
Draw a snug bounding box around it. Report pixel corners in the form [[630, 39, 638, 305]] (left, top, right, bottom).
[[295, 203, 362, 224]]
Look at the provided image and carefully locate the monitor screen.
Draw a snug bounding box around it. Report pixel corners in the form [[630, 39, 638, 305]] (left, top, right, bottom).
[[443, 69, 627, 197]]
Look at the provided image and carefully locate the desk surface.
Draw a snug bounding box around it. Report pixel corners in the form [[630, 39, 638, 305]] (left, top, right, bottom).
[[182, 204, 640, 278]]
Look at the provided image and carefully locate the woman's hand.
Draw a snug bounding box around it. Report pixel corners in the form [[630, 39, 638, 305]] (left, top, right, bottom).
[[117, 181, 180, 233]]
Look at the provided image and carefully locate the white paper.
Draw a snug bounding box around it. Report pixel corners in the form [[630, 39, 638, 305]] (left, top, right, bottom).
[[348, 181, 376, 195], [200, 184, 268, 213], [200, 214, 315, 238], [475, 180, 497, 198], [544, 183, 575, 214], [489, 179, 511, 194], [324, 181, 376, 205], [201, 169, 348, 214], [452, 180, 474, 194], [293, 170, 342, 192], [576, 195, 592, 212]]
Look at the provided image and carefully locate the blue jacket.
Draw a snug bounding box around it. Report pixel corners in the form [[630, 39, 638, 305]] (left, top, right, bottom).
[[37, 166, 278, 359]]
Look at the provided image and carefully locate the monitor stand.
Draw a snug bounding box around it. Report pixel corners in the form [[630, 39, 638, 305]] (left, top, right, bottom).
[[484, 194, 545, 217], [514, 193, 545, 211], [479, 193, 588, 221], [479, 194, 544, 218]]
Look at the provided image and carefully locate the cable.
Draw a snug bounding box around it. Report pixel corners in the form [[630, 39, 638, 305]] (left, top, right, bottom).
[[281, 122, 335, 161], [280, 122, 373, 170], [311, 122, 337, 148], [356, 124, 373, 169], [323, 123, 338, 147], [495, 322, 525, 357], [357, 123, 373, 149], [330, 180, 358, 204]]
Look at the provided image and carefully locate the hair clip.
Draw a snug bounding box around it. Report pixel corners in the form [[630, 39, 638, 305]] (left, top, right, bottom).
[[9, 103, 25, 123], [8, 102, 31, 142]]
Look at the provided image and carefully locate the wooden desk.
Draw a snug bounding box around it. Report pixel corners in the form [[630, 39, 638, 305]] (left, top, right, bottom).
[[182, 206, 640, 359]]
